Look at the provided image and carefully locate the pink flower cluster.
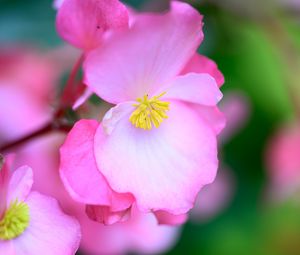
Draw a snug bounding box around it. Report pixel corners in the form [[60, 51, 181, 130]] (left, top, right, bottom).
[[0, 0, 226, 254]]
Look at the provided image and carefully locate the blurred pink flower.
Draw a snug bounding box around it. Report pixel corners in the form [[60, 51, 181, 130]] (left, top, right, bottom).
[[219, 91, 251, 144], [0, 154, 81, 255], [13, 133, 180, 254], [56, 0, 129, 51], [191, 167, 235, 222], [266, 123, 300, 200], [0, 49, 59, 147], [60, 1, 223, 224], [190, 91, 249, 221], [53, 0, 64, 9]]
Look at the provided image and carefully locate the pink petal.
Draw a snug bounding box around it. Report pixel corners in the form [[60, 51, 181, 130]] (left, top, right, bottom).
[[194, 105, 226, 135], [181, 53, 225, 87], [154, 211, 188, 226], [13, 192, 80, 255], [0, 241, 14, 254], [164, 73, 223, 106], [94, 101, 218, 214], [84, 1, 203, 104], [56, 0, 129, 50], [126, 207, 181, 254], [85, 204, 131, 225], [0, 154, 12, 216], [78, 206, 180, 255], [12, 132, 80, 214], [7, 165, 33, 205], [102, 102, 135, 135], [59, 119, 134, 209], [72, 88, 93, 110]]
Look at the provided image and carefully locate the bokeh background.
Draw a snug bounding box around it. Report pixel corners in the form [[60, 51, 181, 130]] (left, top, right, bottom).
[[1, 0, 300, 254]]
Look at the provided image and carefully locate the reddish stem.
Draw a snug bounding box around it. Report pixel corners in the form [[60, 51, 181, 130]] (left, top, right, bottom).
[[0, 121, 72, 153], [61, 54, 85, 107]]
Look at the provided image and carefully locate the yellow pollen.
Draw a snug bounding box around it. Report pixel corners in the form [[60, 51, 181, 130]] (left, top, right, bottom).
[[0, 200, 30, 240], [129, 92, 170, 130]]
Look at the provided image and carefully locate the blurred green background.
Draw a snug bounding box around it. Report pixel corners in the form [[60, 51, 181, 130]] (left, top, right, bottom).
[[1, 0, 300, 254]]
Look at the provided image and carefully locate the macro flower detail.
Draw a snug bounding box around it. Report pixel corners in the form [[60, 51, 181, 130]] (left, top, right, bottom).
[[60, 0, 224, 223], [0, 199, 29, 240], [0, 155, 81, 255], [129, 92, 170, 130]]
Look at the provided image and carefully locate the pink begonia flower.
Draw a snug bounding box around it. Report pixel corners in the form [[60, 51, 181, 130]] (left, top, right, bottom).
[[266, 123, 300, 200], [0, 49, 59, 147], [60, 1, 224, 224], [0, 154, 81, 255], [56, 0, 129, 51], [13, 133, 180, 254]]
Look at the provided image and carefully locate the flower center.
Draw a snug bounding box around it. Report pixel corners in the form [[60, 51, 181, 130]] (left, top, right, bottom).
[[129, 92, 170, 130], [0, 200, 30, 240]]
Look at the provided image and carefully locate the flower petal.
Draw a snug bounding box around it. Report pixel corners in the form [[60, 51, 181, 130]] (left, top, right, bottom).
[[72, 88, 93, 110], [7, 165, 33, 205], [0, 154, 11, 216], [154, 211, 188, 226], [194, 105, 226, 135], [0, 240, 14, 254], [85, 204, 131, 225], [78, 205, 180, 255], [13, 192, 81, 255], [181, 54, 225, 87], [94, 101, 218, 214], [84, 1, 203, 104], [56, 0, 129, 50], [102, 102, 135, 135], [59, 119, 134, 210], [164, 73, 223, 106]]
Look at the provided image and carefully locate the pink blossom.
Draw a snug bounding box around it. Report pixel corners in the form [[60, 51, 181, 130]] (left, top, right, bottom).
[[0, 49, 59, 147], [266, 123, 300, 200], [56, 0, 129, 51], [60, 1, 223, 223], [13, 133, 181, 254], [0, 154, 81, 255]]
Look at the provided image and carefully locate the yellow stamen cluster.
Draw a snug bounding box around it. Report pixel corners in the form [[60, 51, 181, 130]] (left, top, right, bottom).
[[129, 92, 170, 130], [0, 200, 30, 240]]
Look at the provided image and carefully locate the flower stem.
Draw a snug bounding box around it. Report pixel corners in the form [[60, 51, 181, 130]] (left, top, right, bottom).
[[60, 54, 85, 107]]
